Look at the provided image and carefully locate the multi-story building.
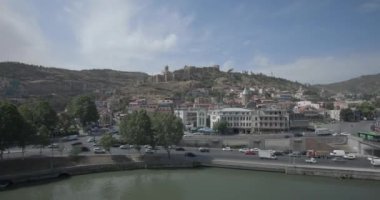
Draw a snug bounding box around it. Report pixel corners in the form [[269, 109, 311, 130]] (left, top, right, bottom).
[[210, 107, 289, 134], [210, 108, 253, 134], [174, 108, 207, 129], [253, 108, 289, 132]]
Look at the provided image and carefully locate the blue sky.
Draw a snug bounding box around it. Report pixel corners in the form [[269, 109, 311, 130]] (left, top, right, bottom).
[[1, 0, 380, 84]]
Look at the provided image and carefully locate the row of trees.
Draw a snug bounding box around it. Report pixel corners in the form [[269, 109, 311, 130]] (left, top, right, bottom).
[[340, 102, 377, 122], [0, 95, 99, 159], [119, 110, 184, 158]]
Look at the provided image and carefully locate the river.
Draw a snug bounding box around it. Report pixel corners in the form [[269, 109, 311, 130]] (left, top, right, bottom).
[[0, 168, 379, 200]]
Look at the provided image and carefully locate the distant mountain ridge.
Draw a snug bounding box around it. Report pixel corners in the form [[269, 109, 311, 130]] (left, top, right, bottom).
[[318, 73, 380, 95]]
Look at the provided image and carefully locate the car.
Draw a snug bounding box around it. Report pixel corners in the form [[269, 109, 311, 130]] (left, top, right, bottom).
[[71, 141, 82, 146], [332, 157, 346, 162], [294, 133, 304, 137], [87, 137, 96, 143], [48, 143, 59, 149], [145, 149, 154, 154], [199, 147, 210, 152], [289, 152, 301, 157], [184, 152, 196, 157], [305, 158, 317, 163], [367, 156, 379, 161], [340, 132, 351, 136], [175, 147, 185, 151], [245, 150, 256, 155], [93, 147, 106, 154], [250, 148, 260, 152], [222, 147, 233, 151], [273, 151, 284, 156], [343, 153, 356, 160], [92, 143, 100, 147], [239, 148, 249, 153], [119, 145, 130, 149], [81, 146, 90, 152]]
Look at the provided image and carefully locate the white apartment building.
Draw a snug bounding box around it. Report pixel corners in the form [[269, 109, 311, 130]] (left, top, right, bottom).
[[210, 107, 289, 134], [174, 108, 207, 128], [210, 108, 253, 134]]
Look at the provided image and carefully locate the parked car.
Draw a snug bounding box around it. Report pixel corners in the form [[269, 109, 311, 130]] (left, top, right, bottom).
[[199, 147, 210, 152], [48, 143, 59, 149], [119, 145, 130, 149], [184, 152, 196, 157], [71, 141, 82, 146], [245, 150, 256, 155], [222, 147, 233, 151], [145, 149, 154, 154], [87, 137, 96, 143], [93, 147, 106, 154], [175, 147, 185, 151], [81, 146, 90, 152], [305, 157, 317, 163]]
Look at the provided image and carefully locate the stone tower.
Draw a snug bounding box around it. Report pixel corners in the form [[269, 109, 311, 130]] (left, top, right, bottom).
[[242, 87, 250, 106]]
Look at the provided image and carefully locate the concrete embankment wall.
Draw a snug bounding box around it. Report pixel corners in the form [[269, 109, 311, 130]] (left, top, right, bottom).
[[204, 160, 380, 181], [0, 160, 200, 188]]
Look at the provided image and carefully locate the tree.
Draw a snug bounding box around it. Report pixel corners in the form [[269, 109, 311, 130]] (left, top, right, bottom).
[[358, 102, 375, 120], [99, 133, 113, 153], [213, 120, 228, 134], [57, 112, 75, 135], [151, 113, 184, 159], [18, 100, 58, 133], [120, 110, 153, 153], [67, 95, 99, 127], [340, 108, 354, 122], [0, 102, 33, 159]]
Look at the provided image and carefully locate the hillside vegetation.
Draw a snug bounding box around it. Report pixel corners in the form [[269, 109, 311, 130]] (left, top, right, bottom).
[[319, 73, 380, 96]]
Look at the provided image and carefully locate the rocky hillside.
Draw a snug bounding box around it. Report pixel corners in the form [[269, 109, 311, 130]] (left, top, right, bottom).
[[0, 62, 306, 110]]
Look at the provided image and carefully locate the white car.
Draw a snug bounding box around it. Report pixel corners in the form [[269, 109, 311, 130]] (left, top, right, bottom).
[[250, 148, 260, 152], [239, 148, 249, 153], [343, 153, 356, 160], [305, 158, 317, 163], [119, 145, 130, 149], [222, 147, 233, 151], [93, 147, 106, 154], [145, 149, 154, 154]]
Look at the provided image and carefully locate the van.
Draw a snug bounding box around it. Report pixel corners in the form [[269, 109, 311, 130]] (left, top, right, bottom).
[[329, 150, 345, 157], [371, 159, 380, 166]]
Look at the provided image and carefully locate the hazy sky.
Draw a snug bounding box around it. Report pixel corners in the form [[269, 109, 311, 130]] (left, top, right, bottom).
[[1, 0, 380, 84]]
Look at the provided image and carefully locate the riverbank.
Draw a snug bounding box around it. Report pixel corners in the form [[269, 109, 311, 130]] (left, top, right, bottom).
[[2, 155, 380, 189], [0, 155, 200, 189], [204, 159, 380, 180]]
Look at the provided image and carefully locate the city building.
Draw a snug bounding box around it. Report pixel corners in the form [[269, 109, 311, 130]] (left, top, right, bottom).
[[174, 108, 207, 129], [253, 108, 289, 132], [210, 108, 253, 134]]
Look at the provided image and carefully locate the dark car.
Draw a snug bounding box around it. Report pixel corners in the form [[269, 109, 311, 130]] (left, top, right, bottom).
[[273, 151, 284, 156], [175, 147, 185, 151], [245, 151, 256, 155], [199, 147, 210, 152], [71, 142, 82, 146], [81, 146, 90, 152], [185, 152, 196, 157], [294, 133, 303, 137]]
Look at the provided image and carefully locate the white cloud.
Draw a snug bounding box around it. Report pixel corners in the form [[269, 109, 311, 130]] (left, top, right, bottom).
[[252, 53, 380, 84], [0, 1, 52, 65], [65, 0, 193, 71]]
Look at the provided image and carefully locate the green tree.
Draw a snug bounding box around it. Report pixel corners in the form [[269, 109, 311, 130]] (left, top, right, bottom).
[[358, 102, 375, 120], [57, 112, 75, 135], [67, 95, 99, 127], [152, 113, 184, 159], [0, 102, 33, 159], [120, 110, 153, 152], [99, 133, 113, 153], [213, 120, 228, 134], [18, 100, 58, 133]]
